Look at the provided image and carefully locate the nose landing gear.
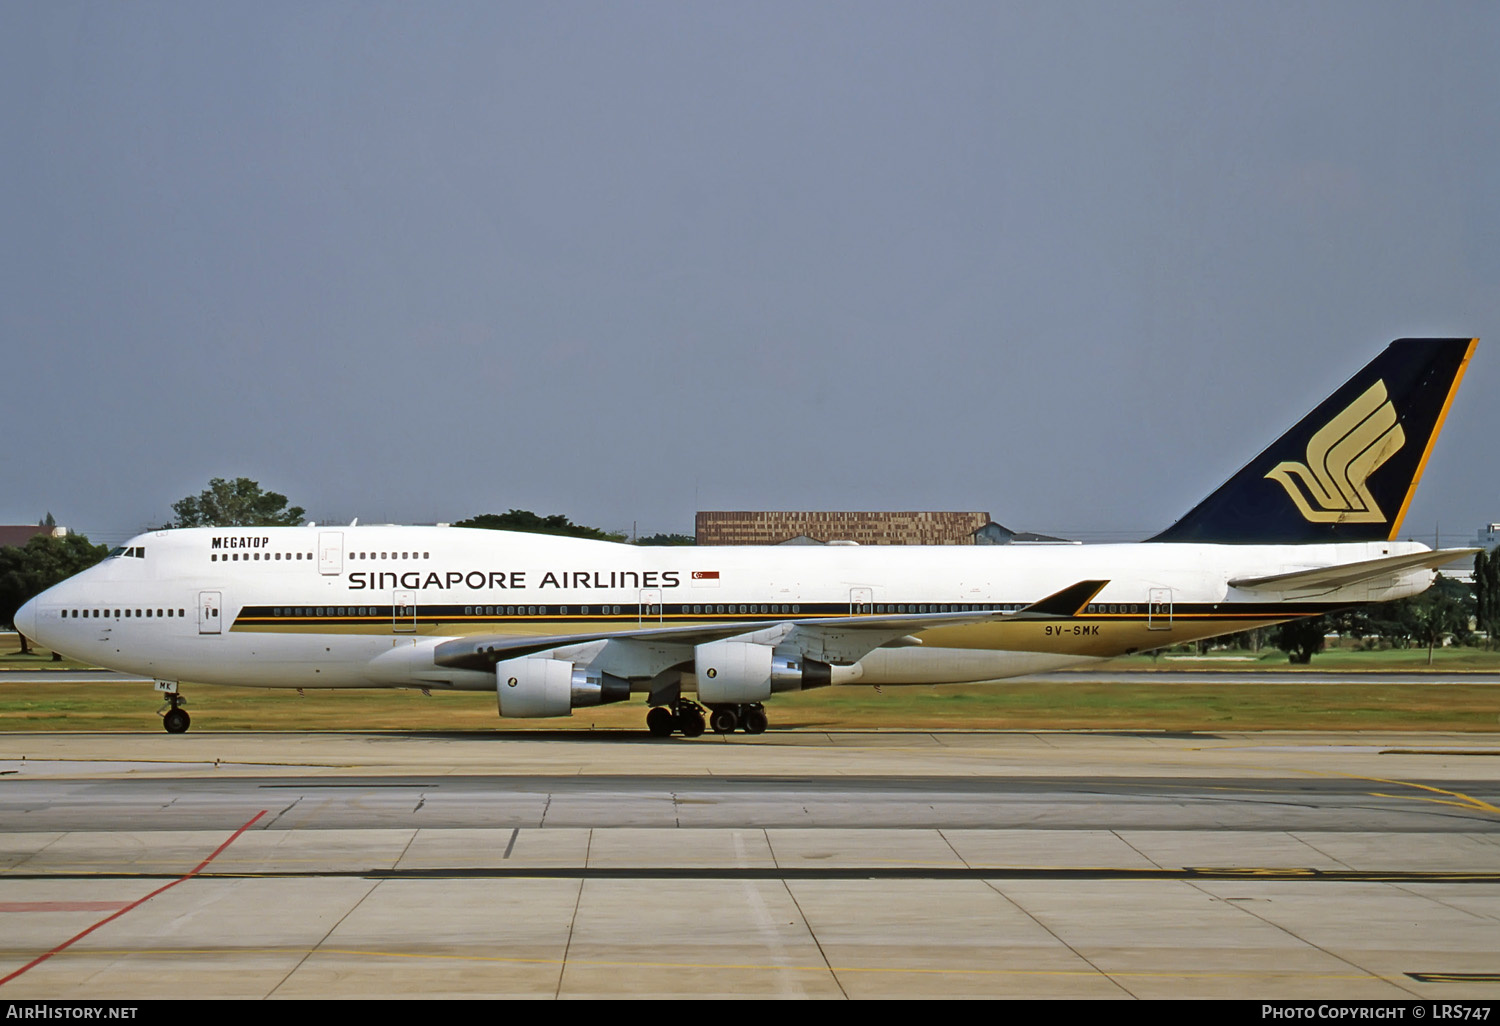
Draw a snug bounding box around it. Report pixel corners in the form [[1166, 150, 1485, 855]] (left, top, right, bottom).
[[156, 681, 190, 734]]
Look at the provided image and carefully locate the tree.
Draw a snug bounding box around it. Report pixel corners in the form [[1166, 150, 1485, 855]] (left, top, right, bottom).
[[1487, 550, 1500, 646], [1400, 573, 1474, 663], [453, 510, 626, 542], [170, 478, 305, 528], [1476, 550, 1489, 646], [1327, 606, 1377, 649], [0, 533, 109, 653], [1274, 615, 1327, 664], [1361, 573, 1474, 657], [1364, 600, 1418, 649], [1216, 625, 1273, 652], [635, 533, 696, 546], [1476, 549, 1500, 649]]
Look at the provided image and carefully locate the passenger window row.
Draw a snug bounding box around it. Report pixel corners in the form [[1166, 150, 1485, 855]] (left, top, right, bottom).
[[65, 608, 185, 618], [209, 551, 434, 562], [868, 603, 1020, 613], [210, 552, 311, 561]]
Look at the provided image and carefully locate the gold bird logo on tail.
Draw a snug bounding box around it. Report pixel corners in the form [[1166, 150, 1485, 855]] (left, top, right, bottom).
[[1264, 380, 1405, 523]]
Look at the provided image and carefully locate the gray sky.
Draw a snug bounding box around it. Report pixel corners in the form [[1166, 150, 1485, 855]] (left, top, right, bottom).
[[3, 2, 1497, 547]]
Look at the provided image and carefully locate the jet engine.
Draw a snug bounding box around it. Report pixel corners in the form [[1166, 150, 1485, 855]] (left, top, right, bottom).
[[694, 640, 854, 705], [496, 656, 630, 718]]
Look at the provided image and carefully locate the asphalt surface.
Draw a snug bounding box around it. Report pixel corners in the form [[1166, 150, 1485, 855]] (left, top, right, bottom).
[[1, 729, 1498, 998]]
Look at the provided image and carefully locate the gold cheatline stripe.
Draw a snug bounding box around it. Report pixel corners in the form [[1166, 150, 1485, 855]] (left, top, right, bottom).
[[230, 613, 1310, 636], [237, 610, 1317, 622], [1389, 337, 1477, 539]]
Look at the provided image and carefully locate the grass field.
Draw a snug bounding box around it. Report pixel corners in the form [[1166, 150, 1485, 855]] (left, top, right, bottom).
[[2, 676, 1497, 733], [3, 638, 1498, 733], [1116, 646, 1500, 671]]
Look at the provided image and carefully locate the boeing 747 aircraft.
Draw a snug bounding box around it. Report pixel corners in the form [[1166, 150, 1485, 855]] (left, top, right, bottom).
[[14, 338, 1478, 736]]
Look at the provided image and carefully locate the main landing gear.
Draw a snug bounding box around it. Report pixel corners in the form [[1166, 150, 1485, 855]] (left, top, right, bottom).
[[646, 700, 704, 738], [708, 703, 768, 735], [646, 700, 768, 738], [156, 681, 190, 734]]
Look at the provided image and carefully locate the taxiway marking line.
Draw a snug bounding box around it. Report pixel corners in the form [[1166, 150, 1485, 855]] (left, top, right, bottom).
[[1208, 760, 1500, 817], [1380, 779, 1498, 815], [0, 809, 266, 988], [1344, 774, 1500, 815]]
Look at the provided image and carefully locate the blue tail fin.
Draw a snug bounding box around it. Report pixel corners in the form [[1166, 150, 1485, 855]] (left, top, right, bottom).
[[1149, 338, 1476, 544]]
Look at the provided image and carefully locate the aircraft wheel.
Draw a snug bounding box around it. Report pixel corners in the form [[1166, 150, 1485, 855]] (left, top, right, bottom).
[[709, 707, 739, 734], [163, 708, 190, 734], [646, 706, 675, 738], [741, 707, 768, 734], [679, 708, 706, 738]]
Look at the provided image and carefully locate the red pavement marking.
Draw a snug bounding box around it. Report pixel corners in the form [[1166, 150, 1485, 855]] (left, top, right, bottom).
[[0, 809, 267, 986]]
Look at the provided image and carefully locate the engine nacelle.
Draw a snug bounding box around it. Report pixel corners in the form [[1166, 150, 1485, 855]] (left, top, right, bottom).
[[695, 641, 772, 704], [694, 641, 851, 704], [496, 657, 630, 718]]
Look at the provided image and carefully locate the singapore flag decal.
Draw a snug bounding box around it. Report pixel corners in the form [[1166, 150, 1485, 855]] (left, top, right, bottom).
[[692, 570, 720, 588]]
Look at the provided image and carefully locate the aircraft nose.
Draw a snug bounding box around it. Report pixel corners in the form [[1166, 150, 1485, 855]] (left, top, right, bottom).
[[13, 596, 38, 645]]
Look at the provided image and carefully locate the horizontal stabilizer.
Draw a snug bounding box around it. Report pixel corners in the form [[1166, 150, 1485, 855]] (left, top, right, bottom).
[[1228, 548, 1478, 592]]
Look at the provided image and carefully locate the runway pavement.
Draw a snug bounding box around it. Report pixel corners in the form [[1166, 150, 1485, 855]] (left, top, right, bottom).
[[0, 728, 1498, 999]]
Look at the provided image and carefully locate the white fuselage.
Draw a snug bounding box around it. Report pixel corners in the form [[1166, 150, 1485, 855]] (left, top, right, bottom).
[[17, 526, 1435, 695]]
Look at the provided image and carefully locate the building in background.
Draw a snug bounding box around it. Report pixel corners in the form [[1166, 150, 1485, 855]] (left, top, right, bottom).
[[0, 524, 68, 549], [694, 511, 1071, 546], [1475, 523, 1500, 552]]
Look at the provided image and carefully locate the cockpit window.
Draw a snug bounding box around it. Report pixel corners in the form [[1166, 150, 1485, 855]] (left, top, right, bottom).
[[107, 547, 127, 558]]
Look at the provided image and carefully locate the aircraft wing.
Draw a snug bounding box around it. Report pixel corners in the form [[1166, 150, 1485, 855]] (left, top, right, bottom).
[[1227, 548, 1478, 593], [432, 579, 1108, 673]]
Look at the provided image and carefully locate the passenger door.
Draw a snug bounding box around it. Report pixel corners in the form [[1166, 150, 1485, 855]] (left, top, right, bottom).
[[198, 591, 223, 635], [318, 532, 343, 576], [639, 589, 662, 625], [393, 589, 416, 633], [1147, 588, 1173, 631]]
